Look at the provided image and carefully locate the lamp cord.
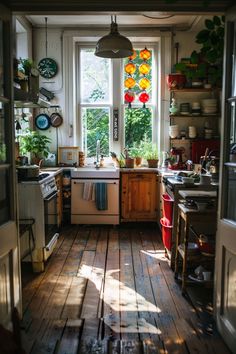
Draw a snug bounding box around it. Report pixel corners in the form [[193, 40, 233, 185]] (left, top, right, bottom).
[[45, 17, 48, 57]]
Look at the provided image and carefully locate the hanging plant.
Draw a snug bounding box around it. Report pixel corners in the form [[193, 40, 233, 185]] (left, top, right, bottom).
[[175, 15, 225, 87]]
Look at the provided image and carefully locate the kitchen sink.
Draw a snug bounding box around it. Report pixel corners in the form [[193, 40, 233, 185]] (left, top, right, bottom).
[[71, 165, 120, 178]]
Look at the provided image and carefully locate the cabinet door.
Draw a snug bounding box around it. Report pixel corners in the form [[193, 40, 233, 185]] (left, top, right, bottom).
[[122, 173, 157, 220]]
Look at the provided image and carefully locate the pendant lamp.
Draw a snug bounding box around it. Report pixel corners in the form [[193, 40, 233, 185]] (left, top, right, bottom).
[[95, 15, 133, 59]]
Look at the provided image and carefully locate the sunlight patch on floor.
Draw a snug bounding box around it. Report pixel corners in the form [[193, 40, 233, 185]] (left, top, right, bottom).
[[141, 249, 167, 261], [78, 264, 161, 313]]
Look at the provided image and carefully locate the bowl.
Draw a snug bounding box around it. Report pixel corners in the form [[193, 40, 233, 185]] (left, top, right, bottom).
[[196, 202, 208, 211]]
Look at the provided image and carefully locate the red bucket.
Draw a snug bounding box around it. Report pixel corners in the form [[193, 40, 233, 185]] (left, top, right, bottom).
[[160, 217, 173, 251], [162, 193, 174, 223]]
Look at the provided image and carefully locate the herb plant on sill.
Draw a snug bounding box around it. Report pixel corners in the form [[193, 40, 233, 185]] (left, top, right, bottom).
[[19, 129, 51, 164]]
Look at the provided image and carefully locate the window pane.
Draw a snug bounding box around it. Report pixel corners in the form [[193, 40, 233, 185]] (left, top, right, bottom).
[[80, 49, 111, 104], [225, 166, 236, 222], [123, 48, 153, 105], [82, 107, 109, 157], [125, 107, 152, 148]]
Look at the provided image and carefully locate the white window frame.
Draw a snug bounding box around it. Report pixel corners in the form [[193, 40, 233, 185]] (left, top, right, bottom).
[[120, 43, 159, 150], [76, 42, 159, 161], [77, 45, 113, 161]]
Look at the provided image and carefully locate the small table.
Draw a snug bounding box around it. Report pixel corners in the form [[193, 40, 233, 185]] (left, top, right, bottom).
[[19, 218, 35, 261], [174, 204, 217, 294]]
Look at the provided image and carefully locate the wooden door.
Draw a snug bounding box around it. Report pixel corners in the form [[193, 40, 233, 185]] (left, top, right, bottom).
[[122, 173, 157, 221], [214, 7, 236, 353], [0, 5, 21, 330]]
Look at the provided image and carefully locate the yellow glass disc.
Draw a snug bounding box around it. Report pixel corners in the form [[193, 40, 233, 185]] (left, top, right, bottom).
[[139, 63, 150, 75], [139, 77, 150, 90], [140, 48, 151, 61], [125, 77, 136, 89], [125, 62, 136, 75]]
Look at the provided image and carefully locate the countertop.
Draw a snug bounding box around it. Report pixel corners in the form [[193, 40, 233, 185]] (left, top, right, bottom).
[[40, 165, 185, 177]]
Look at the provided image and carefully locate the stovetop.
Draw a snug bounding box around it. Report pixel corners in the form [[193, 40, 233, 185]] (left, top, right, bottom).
[[18, 172, 53, 184]]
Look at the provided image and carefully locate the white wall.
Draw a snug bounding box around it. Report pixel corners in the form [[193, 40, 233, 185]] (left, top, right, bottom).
[[31, 26, 205, 157], [174, 31, 201, 65]]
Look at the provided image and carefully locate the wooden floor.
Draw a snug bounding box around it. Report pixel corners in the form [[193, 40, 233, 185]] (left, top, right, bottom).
[[21, 223, 231, 354]]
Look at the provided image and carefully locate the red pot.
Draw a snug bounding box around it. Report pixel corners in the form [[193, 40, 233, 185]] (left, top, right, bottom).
[[166, 73, 186, 89]]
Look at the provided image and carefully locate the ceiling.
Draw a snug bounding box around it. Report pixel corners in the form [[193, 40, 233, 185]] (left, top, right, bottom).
[[7, 0, 235, 13], [24, 14, 214, 32]]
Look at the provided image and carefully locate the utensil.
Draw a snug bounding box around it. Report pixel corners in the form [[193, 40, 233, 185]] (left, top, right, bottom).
[[50, 108, 63, 127], [35, 112, 51, 130]]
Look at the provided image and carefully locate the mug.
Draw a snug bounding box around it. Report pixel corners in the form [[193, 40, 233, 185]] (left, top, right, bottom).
[[203, 271, 211, 281]]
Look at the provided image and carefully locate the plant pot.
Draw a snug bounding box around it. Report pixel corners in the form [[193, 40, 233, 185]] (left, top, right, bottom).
[[17, 165, 39, 180], [125, 158, 134, 168], [135, 157, 142, 167], [166, 73, 186, 90], [147, 159, 158, 168]]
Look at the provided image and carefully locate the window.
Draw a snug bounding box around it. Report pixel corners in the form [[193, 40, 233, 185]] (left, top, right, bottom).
[[79, 48, 111, 158], [123, 48, 153, 148], [78, 45, 157, 158]]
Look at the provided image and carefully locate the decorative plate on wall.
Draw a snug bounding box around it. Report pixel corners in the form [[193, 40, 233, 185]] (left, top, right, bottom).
[[35, 113, 51, 130], [38, 58, 58, 79]]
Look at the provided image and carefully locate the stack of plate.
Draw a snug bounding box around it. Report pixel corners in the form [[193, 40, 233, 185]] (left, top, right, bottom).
[[180, 102, 190, 115], [201, 99, 218, 115]]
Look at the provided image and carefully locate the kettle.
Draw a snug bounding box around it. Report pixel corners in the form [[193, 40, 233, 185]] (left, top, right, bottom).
[[205, 150, 220, 174]]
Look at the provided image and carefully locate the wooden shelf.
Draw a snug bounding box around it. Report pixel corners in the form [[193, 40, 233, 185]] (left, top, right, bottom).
[[170, 138, 220, 141], [169, 88, 217, 92], [170, 114, 219, 118]]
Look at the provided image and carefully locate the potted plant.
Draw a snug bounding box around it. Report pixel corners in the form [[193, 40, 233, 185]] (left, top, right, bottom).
[[141, 141, 159, 168], [174, 16, 224, 88], [129, 143, 143, 166], [17, 58, 39, 92], [195, 15, 225, 87], [175, 51, 207, 87], [19, 129, 51, 165]]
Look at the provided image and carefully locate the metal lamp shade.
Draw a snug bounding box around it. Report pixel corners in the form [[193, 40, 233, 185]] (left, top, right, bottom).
[[95, 21, 133, 58]]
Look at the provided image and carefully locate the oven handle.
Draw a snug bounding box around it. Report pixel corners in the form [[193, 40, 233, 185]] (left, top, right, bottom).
[[44, 190, 58, 202]]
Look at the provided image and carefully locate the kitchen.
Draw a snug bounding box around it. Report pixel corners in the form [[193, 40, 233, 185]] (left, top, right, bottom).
[[0, 1, 236, 353]]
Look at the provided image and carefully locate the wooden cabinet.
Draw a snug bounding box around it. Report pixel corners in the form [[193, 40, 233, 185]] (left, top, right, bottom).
[[55, 173, 63, 228], [121, 172, 158, 221]]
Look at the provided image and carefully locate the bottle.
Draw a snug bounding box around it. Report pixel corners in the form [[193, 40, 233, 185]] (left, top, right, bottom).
[[201, 148, 209, 174], [100, 154, 104, 167]]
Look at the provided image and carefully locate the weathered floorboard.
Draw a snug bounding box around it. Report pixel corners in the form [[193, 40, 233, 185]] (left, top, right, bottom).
[[21, 224, 231, 354]]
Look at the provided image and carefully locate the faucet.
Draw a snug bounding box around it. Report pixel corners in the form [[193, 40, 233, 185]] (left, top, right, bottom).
[[95, 140, 100, 168]]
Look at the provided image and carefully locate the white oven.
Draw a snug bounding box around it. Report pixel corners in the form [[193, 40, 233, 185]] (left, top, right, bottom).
[[18, 173, 59, 272]]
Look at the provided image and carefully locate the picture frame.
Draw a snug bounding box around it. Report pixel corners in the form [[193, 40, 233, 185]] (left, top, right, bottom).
[[58, 146, 79, 166]]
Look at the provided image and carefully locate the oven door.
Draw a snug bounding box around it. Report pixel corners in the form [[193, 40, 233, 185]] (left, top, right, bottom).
[[43, 190, 59, 260]]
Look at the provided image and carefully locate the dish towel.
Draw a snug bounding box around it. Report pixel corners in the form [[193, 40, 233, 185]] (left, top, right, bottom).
[[95, 183, 108, 210], [83, 182, 94, 201]]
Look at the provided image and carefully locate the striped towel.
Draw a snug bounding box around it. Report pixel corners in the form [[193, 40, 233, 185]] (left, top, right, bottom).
[[95, 183, 108, 210], [83, 182, 94, 201]]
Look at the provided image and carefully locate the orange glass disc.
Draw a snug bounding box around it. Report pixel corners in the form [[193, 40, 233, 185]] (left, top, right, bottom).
[[139, 77, 150, 90], [125, 62, 136, 75], [139, 63, 150, 75], [125, 77, 136, 89], [128, 50, 137, 60], [140, 48, 151, 61]]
